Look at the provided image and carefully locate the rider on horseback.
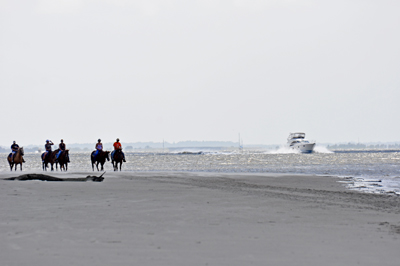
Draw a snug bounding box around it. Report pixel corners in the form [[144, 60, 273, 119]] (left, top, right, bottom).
[[93, 139, 103, 159], [10, 141, 21, 163], [56, 139, 70, 163], [111, 138, 126, 162], [43, 140, 54, 161]]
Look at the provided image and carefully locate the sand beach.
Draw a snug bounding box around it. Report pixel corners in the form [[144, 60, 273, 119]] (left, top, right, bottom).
[[1, 171, 400, 266]]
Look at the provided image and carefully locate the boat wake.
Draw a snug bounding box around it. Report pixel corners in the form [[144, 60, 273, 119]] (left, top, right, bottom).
[[267, 146, 301, 154], [267, 145, 333, 154], [313, 146, 334, 154]]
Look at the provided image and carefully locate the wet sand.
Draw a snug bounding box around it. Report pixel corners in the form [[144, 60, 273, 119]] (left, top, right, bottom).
[[1, 171, 399, 266]]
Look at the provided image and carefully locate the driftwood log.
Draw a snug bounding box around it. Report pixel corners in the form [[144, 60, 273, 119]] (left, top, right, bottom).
[[4, 172, 105, 182]]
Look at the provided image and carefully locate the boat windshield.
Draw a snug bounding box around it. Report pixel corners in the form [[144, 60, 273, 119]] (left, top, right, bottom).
[[289, 133, 305, 139]]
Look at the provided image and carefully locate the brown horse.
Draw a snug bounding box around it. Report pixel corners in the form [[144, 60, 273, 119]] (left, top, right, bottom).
[[55, 149, 70, 171], [112, 149, 124, 171], [91, 150, 110, 171], [42, 150, 57, 171], [7, 147, 25, 171]]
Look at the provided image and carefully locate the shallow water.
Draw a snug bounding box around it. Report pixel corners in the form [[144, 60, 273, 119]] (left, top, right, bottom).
[[1, 149, 400, 195]]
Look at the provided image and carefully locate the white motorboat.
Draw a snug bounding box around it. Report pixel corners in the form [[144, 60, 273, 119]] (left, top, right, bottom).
[[287, 132, 315, 153]]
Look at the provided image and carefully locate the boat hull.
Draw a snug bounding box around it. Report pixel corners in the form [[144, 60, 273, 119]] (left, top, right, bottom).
[[289, 143, 315, 153]]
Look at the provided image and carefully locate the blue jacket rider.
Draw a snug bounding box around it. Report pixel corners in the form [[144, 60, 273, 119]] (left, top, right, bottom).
[[10, 141, 19, 162], [43, 140, 54, 161], [56, 139, 70, 162], [94, 139, 103, 158]]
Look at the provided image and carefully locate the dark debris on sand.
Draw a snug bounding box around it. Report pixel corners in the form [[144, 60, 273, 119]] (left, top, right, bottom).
[[4, 172, 105, 182]]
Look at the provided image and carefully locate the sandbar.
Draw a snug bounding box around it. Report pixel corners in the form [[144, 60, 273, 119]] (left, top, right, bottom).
[[1, 171, 399, 266]]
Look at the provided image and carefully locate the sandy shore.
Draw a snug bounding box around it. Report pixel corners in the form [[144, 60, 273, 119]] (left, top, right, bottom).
[[1, 171, 399, 266]]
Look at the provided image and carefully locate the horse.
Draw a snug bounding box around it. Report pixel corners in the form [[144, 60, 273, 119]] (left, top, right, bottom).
[[7, 147, 25, 171], [42, 150, 57, 171], [112, 149, 124, 171], [91, 150, 110, 171], [55, 149, 70, 171]]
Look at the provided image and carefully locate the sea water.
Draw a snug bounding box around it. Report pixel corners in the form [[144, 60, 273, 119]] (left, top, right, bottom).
[[1, 147, 399, 195]]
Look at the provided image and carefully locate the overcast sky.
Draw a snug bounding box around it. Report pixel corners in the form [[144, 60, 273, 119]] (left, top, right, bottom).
[[1, 0, 399, 146]]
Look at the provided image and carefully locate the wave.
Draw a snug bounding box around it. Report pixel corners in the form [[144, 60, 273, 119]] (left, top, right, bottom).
[[313, 146, 334, 154], [266, 146, 301, 154], [266, 145, 333, 154]]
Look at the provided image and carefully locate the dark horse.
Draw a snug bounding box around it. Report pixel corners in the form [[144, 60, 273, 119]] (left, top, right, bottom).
[[55, 149, 70, 171], [7, 147, 25, 171], [112, 149, 124, 171], [91, 150, 110, 171], [42, 150, 57, 171]]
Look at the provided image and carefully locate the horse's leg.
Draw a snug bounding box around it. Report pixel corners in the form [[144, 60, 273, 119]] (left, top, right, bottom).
[[20, 163, 22, 171], [120, 162, 122, 171]]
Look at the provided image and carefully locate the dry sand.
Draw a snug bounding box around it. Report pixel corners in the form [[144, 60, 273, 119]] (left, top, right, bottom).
[[1, 171, 400, 266]]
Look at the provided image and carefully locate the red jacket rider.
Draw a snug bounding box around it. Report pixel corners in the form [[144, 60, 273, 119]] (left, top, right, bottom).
[[112, 138, 126, 162]]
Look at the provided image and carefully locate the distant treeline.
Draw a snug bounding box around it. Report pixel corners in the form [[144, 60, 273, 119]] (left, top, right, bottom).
[[0, 146, 42, 153], [0, 141, 241, 153], [327, 143, 400, 150], [1, 141, 400, 153], [68, 141, 240, 150]]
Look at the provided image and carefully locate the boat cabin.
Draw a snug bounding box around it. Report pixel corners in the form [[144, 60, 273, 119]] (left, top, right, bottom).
[[288, 132, 306, 140]]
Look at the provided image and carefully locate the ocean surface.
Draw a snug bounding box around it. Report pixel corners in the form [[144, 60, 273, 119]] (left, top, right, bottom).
[[2, 146, 400, 195]]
